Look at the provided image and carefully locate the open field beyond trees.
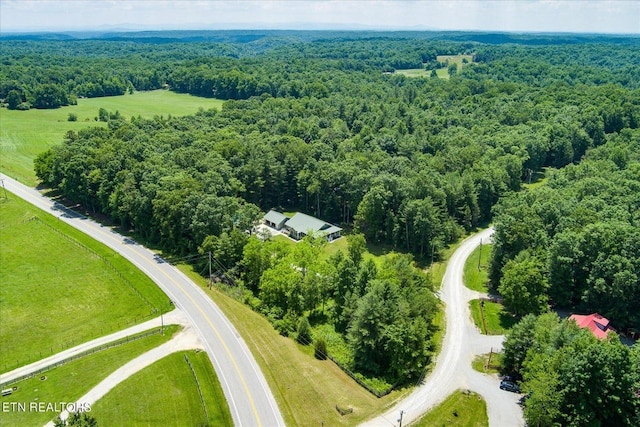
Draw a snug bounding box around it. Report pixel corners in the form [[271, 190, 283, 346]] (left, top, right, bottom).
[[0, 191, 169, 372], [90, 350, 232, 427], [0, 90, 224, 186], [436, 54, 474, 67], [396, 54, 474, 79], [0, 326, 178, 427]]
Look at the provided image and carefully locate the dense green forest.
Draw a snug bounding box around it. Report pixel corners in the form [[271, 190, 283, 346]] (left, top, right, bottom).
[[3, 31, 640, 401], [490, 129, 640, 329], [502, 313, 639, 427]]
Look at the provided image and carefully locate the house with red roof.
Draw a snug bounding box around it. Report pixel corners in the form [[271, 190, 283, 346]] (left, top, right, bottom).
[[569, 313, 614, 339]]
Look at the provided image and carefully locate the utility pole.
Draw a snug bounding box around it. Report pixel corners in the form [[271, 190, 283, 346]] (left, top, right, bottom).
[[161, 311, 164, 335], [0, 178, 7, 200], [430, 240, 436, 287], [208, 251, 212, 290], [398, 410, 404, 427]]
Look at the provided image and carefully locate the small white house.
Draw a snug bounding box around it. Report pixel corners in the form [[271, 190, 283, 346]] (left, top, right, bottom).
[[263, 210, 288, 230], [262, 210, 342, 241]]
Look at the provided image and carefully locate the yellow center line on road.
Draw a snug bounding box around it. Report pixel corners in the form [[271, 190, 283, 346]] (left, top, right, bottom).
[[81, 224, 264, 427], [152, 260, 263, 427], [4, 178, 266, 426]]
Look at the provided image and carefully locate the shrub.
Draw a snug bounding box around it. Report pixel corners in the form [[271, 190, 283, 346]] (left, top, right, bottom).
[[314, 337, 328, 360], [296, 316, 312, 345]]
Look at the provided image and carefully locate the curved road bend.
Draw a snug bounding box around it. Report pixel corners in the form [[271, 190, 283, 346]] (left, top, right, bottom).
[[1, 174, 285, 427], [362, 228, 524, 427]]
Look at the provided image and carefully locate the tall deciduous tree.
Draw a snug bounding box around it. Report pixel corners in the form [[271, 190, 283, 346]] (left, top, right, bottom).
[[498, 251, 549, 317], [6, 89, 22, 110]]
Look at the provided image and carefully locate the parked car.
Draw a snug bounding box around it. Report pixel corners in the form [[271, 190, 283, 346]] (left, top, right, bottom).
[[500, 380, 520, 393]]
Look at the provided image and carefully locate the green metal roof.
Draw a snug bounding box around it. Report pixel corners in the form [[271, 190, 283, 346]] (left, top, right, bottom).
[[285, 212, 341, 235], [264, 210, 288, 225]]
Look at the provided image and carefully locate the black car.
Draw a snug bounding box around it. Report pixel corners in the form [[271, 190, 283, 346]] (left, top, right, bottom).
[[500, 380, 520, 393]]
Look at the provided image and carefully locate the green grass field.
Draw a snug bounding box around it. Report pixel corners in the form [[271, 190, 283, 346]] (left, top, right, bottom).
[[469, 299, 517, 335], [0, 90, 224, 186], [395, 68, 431, 78], [0, 192, 169, 371], [396, 54, 473, 80], [437, 54, 474, 67], [0, 326, 178, 427], [272, 233, 349, 261], [463, 244, 492, 293], [522, 168, 549, 191], [472, 352, 503, 376], [412, 389, 488, 427], [90, 350, 232, 427]]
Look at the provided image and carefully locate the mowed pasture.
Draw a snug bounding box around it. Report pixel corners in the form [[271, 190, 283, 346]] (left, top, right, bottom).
[[90, 350, 233, 427], [0, 326, 178, 427], [437, 54, 474, 68], [412, 389, 488, 427], [0, 193, 169, 372], [0, 90, 224, 186], [396, 54, 474, 80]]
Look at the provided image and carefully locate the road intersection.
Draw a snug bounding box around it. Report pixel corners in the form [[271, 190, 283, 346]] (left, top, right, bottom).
[[361, 228, 524, 427]]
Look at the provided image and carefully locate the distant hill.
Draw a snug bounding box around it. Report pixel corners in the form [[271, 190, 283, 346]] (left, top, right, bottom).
[[2, 29, 638, 46]]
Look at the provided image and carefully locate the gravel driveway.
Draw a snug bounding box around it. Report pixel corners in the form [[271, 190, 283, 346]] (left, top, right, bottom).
[[362, 228, 525, 427]]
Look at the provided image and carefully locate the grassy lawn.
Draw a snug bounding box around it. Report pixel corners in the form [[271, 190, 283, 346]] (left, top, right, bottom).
[[271, 233, 349, 261], [463, 244, 492, 293], [412, 389, 488, 427], [396, 55, 473, 80], [430, 303, 447, 355], [469, 299, 518, 335], [522, 167, 549, 191], [472, 352, 503, 375], [437, 54, 474, 67], [0, 193, 169, 372], [177, 264, 408, 426], [0, 326, 178, 427], [395, 68, 430, 78], [90, 350, 232, 427], [430, 238, 460, 290], [0, 90, 224, 186]]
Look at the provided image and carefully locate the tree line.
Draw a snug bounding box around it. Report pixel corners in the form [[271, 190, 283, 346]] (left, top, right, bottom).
[[20, 32, 640, 388], [2, 33, 639, 109]]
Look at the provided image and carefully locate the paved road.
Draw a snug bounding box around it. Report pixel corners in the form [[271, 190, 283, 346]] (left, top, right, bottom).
[[1, 174, 285, 427], [362, 228, 525, 427]]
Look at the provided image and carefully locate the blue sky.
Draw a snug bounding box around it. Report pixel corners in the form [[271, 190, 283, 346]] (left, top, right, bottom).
[[1, 1, 639, 34]]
